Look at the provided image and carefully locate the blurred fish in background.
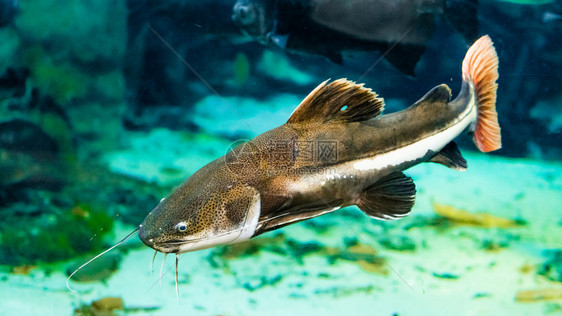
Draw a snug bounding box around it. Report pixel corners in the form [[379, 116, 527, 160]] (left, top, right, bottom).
[[231, 0, 479, 75]]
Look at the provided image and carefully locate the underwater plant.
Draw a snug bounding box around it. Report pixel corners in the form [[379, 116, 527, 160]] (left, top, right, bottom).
[[233, 52, 250, 87], [0, 204, 113, 265]]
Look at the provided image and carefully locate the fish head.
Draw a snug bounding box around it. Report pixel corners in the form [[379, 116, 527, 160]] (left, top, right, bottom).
[[139, 176, 261, 254], [231, 0, 275, 43]]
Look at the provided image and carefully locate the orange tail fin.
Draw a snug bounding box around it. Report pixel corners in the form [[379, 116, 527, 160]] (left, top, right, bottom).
[[462, 35, 501, 152]]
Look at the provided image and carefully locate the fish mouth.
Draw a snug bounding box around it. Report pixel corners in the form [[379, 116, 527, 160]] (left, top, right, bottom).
[[156, 233, 234, 254], [149, 240, 183, 254], [161, 239, 186, 245], [152, 239, 200, 254]]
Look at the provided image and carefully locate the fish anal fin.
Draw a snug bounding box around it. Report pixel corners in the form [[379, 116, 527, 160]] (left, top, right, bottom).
[[430, 141, 467, 171], [357, 172, 416, 220], [287, 79, 385, 124]]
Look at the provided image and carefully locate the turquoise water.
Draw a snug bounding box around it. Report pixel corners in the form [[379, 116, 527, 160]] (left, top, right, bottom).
[[0, 0, 561, 315]]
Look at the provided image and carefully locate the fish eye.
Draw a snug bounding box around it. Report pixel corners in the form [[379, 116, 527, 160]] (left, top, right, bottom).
[[175, 222, 188, 232], [237, 5, 255, 24], [239, 7, 248, 17]]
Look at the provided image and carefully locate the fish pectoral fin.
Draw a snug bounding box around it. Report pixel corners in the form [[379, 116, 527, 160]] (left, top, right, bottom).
[[430, 141, 467, 171], [268, 33, 289, 49], [357, 172, 416, 220], [287, 79, 385, 124], [255, 200, 342, 236]]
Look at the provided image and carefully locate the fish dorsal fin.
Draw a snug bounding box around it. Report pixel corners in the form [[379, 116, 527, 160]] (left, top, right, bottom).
[[287, 79, 385, 124], [413, 84, 452, 106]]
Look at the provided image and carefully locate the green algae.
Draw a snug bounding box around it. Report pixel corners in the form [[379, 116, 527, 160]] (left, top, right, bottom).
[[66, 253, 121, 283], [208, 233, 389, 276], [0, 29, 20, 74], [314, 285, 376, 298], [378, 235, 417, 251], [538, 250, 562, 283], [233, 52, 250, 87], [12, 0, 127, 104], [15, 0, 126, 65], [0, 204, 113, 266], [92, 71, 125, 102], [23, 46, 89, 103], [37, 112, 75, 156], [257, 50, 315, 85]]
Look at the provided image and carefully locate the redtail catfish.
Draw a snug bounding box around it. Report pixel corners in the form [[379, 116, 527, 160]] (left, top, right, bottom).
[[138, 35, 501, 254]]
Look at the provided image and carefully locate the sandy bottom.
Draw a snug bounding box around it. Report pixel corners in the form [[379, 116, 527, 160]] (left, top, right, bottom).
[[1, 152, 561, 316]]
